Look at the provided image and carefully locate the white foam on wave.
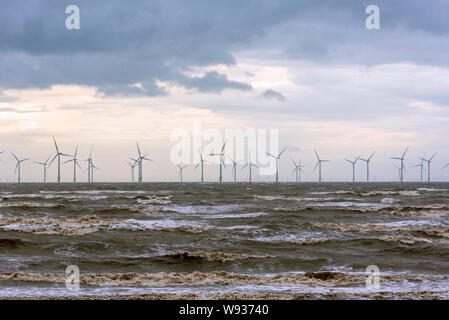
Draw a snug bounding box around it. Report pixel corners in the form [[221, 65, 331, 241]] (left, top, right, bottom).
[[123, 219, 207, 230], [202, 212, 268, 219]]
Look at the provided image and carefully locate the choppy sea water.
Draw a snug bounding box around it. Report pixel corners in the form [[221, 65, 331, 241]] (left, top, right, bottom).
[[0, 182, 448, 300]]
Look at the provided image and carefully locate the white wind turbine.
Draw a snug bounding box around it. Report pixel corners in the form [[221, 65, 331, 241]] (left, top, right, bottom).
[[229, 158, 242, 182], [390, 147, 408, 182], [133, 142, 152, 183], [242, 154, 257, 182], [411, 155, 426, 182], [84, 147, 93, 182], [49, 136, 71, 183], [12, 153, 30, 183], [291, 159, 305, 182], [420, 153, 436, 182], [210, 141, 227, 182], [314, 150, 330, 182], [126, 161, 137, 182], [345, 156, 360, 182], [34, 154, 52, 183], [64, 146, 82, 182], [266, 147, 286, 182], [177, 164, 189, 183], [194, 149, 210, 183], [359, 152, 375, 182]]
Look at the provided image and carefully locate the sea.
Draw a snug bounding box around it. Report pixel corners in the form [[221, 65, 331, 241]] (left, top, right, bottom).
[[0, 182, 448, 299]]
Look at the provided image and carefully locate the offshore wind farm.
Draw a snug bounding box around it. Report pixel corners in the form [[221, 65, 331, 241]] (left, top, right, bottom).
[[1, 138, 449, 183]]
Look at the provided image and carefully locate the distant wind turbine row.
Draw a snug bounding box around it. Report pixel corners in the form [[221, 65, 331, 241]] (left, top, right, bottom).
[[1, 140, 448, 183]]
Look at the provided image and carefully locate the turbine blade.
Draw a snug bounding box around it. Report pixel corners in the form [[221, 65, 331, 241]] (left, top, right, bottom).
[[314, 150, 320, 161], [402, 147, 409, 158], [136, 142, 141, 157], [278, 147, 286, 158], [48, 154, 58, 166], [53, 136, 59, 153]]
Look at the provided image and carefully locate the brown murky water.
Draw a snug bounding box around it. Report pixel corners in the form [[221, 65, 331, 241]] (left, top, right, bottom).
[[0, 182, 448, 299]]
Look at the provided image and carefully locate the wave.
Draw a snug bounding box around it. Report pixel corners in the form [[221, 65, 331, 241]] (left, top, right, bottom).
[[0, 201, 63, 208], [310, 190, 421, 197], [1, 271, 445, 288], [0, 216, 209, 235], [6, 290, 449, 300], [314, 222, 449, 237], [159, 251, 271, 262]]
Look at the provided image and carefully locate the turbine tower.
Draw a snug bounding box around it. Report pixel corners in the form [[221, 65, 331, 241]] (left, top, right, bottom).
[[266, 147, 286, 182], [194, 149, 209, 182], [390, 147, 408, 183], [291, 159, 305, 182], [12, 153, 30, 183], [177, 164, 189, 183], [134, 143, 152, 183], [242, 154, 257, 182], [126, 161, 137, 182], [64, 146, 82, 182], [84, 147, 94, 182], [345, 156, 360, 182], [359, 152, 375, 182], [314, 150, 330, 182], [411, 155, 426, 182], [34, 154, 52, 182], [210, 142, 226, 182], [420, 153, 436, 182], [229, 158, 242, 182], [49, 136, 70, 183]]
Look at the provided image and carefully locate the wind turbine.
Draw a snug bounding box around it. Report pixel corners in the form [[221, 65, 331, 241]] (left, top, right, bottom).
[[133, 143, 152, 183], [194, 149, 210, 182], [210, 141, 226, 182], [242, 154, 257, 182], [229, 158, 242, 182], [411, 155, 426, 182], [359, 152, 375, 182], [390, 147, 408, 182], [291, 159, 305, 182], [126, 161, 137, 182], [34, 154, 52, 182], [266, 147, 286, 182], [420, 153, 437, 182], [84, 147, 94, 182], [345, 156, 360, 182], [11, 153, 30, 183], [49, 136, 71, 183], [64, 146, 82, 182], [177, 164, 189, 183], [314, 150, 330, 182]]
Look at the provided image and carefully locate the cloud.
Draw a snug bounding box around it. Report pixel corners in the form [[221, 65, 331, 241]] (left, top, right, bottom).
[[177, 71, 252, 94], [2, 0, 449, 97], [262, 89, 285, 102]]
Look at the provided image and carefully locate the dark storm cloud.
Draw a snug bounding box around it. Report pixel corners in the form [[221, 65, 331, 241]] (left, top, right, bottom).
[[0, 0, 448, 95]]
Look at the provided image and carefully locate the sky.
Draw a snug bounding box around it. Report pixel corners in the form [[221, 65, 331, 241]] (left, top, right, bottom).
[[1, 0, 449, 182]]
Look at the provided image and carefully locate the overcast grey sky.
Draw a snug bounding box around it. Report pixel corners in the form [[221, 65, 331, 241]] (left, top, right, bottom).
[[1, 0, 449, 182]]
